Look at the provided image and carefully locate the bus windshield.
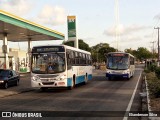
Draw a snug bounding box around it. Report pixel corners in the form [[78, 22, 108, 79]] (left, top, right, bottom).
[[107, 56, 129, 70], [31, 53, 65, 74]]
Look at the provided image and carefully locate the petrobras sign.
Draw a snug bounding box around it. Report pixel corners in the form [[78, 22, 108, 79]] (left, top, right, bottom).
[[67, 16, 76, 39]]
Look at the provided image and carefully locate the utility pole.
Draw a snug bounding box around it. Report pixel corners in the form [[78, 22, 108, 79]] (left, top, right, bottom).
[[150, 41, 156, 59], [154, 27, 160, 66]]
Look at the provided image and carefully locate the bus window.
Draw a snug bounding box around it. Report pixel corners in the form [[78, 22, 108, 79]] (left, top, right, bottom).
[[75, 52, 79, 65], [72, 51, 75, 65], [32, 53, 65, 74]]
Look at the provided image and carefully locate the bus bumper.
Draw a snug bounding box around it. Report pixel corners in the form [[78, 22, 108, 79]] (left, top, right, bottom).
[[106, 73, 129, 78], [31, 80, 66, 88]]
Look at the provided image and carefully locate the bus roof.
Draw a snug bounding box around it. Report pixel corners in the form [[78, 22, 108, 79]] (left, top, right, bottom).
[[63, 45, 91, 54], [32, 44, 91, 55], [107, 52, 134, 58]]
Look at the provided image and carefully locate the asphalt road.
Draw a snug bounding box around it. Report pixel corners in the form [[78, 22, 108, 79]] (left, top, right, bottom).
[[0, 65, 144, 120]]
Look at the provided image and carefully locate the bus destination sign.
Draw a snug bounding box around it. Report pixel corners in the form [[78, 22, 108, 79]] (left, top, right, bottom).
[[109, 53, 128, 57], [113, 53, 125, 56], [32, 46, 65, 53]]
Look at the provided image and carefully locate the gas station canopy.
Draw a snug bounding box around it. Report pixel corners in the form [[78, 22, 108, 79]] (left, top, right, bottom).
[[0, 10, 65, 70], [0, 10, 64, 42]]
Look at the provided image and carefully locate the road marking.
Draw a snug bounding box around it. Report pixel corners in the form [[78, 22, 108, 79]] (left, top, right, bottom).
[[123, 72, 142, 120]]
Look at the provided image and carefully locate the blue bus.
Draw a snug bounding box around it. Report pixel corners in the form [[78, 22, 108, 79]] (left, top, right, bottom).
[[106, 52, 135, 80]]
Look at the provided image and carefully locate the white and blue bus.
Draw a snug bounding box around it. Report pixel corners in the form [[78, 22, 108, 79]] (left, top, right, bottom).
[[106, 52, 135, 80], [31, 45, 92, 90]]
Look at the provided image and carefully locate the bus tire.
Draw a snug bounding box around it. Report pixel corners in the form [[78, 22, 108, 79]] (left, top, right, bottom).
[[84, 73, 88, 84], [68, 75, 75, 90], [131, 71, 134, 78], [108, 77, 111, 81], [127, 74, 130, 80]]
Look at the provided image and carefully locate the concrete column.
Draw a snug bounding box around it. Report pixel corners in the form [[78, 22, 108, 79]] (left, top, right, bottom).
[[74, 37, 78, 49], [28, 38, 32, 52], [3, 33, 9, 69], [28, 38, 32, 72]]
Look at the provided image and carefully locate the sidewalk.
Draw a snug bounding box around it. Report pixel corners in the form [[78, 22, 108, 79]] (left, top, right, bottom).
[[0, 73, 34, 98], [0, 90, 18, 98], [93, 69, 106, 75]]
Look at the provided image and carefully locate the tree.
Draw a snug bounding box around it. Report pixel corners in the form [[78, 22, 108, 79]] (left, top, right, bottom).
[[125, 47, 152, 61], [63, 39, 91, 52], [91, 43, 116, 62], [136, 47, 152, 61], [125, 48, 138, 58], [124, 48, 133, 54]]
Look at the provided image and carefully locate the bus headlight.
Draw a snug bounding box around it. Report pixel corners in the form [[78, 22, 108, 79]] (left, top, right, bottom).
[[0, 80, 4, 83], [58, 74, 66, 81], [58, 76, 65, 81], [32, 76, 40, 81], [106, 70, 111, 74], [123, 70, 129, 74]]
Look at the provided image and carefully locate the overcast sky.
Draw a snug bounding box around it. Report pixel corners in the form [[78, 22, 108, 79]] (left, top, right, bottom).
[[0, 0, 160, 51]]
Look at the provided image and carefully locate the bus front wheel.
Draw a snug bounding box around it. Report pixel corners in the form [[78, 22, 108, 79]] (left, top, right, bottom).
[[127, 73, 131, 80], [84, 73, 88, 84], [108, 77, 112, 81], [68, 76, 75, 90]]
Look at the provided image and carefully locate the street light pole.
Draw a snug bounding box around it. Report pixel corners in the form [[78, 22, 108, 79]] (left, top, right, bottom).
[[97, 50, 98, 63], [154, 27, 160, 66], [150, 41, 156, 60]]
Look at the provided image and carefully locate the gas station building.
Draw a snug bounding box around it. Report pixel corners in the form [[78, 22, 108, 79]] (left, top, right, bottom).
[[0, 10, 64, 72]]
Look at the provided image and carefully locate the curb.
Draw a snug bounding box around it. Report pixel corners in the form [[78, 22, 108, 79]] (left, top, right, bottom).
[[144, 76, 160, 120], [0, 88, 34, 98]]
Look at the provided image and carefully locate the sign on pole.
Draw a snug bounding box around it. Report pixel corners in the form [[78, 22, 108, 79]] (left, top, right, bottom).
[[67, 16, 78, 48], [67, 16, 76, 39]]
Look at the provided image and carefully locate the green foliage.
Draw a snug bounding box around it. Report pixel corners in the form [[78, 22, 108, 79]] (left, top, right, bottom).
[[136, 47, 152, 61], [125, 47, 152, 61], [63, 40, 74, 47], [155, 67, 160, 79], [145, 66, 160, 98], [148, 64, 157, 72], [78, 39, 91, 52], [144, 68, 150, 73], [146, 72, 160, 98], [125, 49, 137, 57], [63, 39, 91, 52], [146, 64, 160, 79], [91, 43, 116, 62]]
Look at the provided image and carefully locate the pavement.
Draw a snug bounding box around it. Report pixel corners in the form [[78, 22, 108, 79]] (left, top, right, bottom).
[[92, 69, 106, 75], [0, 70, 106, 98], [0, 73, 33, 98]]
